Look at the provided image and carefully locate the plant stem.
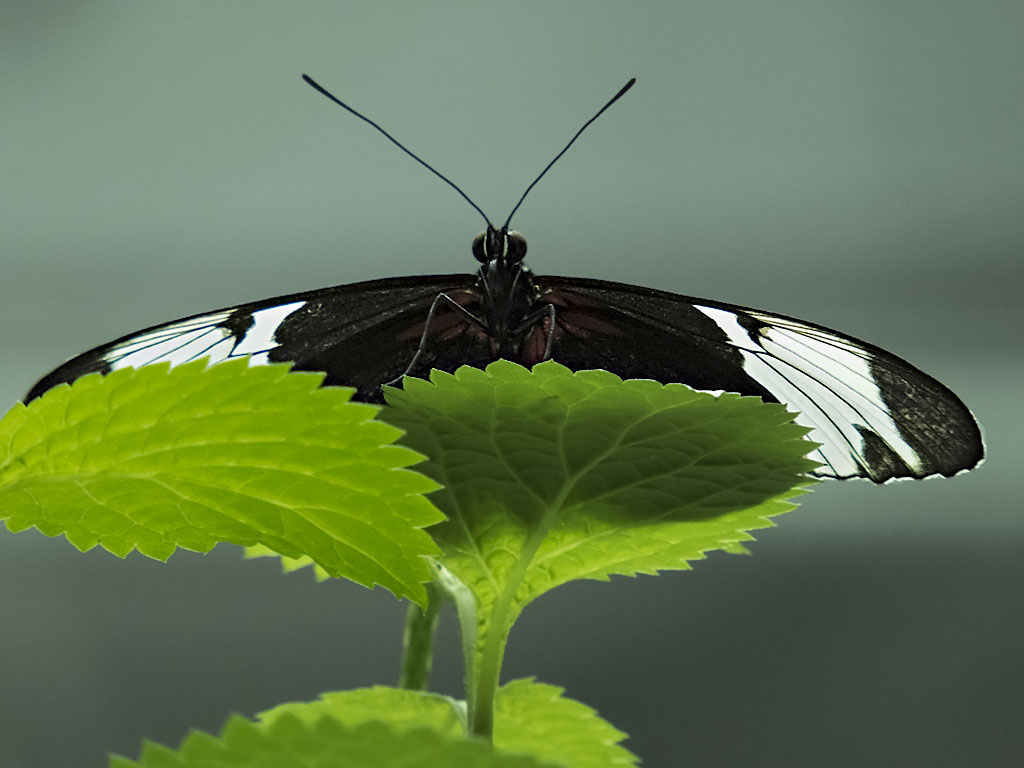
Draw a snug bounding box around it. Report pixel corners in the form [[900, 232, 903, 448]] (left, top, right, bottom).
[[469, 617, 504, 738], [398, 582, 441, 690], [467, 521, 552, 739], [431, 563, 479, 732]]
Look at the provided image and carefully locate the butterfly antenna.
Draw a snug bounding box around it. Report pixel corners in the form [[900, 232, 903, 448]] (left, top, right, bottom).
[[302, 74, 494, 229], [503, 78, 636, 230]]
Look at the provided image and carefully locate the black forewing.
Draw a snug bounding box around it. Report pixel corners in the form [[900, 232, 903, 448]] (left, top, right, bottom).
[[26, 274, 483, 403], [536, 276, 983, 482], [27, 266, 983, 482]]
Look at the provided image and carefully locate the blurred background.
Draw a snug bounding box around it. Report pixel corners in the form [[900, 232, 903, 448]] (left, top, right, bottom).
[[1, 2, 1021, 766]]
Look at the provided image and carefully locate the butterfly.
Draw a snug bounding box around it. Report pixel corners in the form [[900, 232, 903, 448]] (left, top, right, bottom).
[[26, 76, 984, 483]]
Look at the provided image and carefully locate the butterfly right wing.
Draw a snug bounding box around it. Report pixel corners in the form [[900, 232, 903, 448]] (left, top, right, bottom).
[[26, 274, 483, 403], [535, 276, 983, 482]]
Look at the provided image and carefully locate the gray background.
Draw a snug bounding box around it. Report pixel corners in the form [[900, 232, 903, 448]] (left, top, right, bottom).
[[1, 2, 1021, 766]]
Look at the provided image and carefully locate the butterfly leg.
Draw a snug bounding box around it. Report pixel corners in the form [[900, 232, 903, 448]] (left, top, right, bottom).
[[540, 303, 557, 359], [383, 292, 487, 390], [511, 302, 558, 362]]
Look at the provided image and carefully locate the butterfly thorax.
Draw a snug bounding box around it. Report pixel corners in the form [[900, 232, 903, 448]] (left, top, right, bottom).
[[472, 227, 543, 351]]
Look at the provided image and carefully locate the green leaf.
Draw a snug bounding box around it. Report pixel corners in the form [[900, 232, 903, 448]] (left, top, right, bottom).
[[109, 714, 557, 768], [494, 679, 636, 768], [260, 685, 467, 736], [258, 679, 636, 767], [0, 360, 444, 605], [383, 361, 817, 690]]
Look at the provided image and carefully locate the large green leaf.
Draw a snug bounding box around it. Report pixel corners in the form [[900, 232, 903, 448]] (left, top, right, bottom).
[[383, 361, 817, 671], [0, 360, 444, 605], [109, 714, 556, 768]]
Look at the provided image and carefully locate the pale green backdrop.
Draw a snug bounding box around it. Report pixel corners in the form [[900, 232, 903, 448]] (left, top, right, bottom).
[[1, 2, 1021, 766]]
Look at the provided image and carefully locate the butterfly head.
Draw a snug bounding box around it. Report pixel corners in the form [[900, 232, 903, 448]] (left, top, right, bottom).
[[473, 226, 527, 266]]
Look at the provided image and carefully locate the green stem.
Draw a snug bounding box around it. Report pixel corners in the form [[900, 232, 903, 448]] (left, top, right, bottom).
[[428, 517, 558, 739], [398, 582, 441, 690], [432, 562, 477, 698], [467, 522, 552, 740], [470, 620, 504, 738]]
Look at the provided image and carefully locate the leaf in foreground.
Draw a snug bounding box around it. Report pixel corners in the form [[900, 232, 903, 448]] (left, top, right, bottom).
[[0, 360, 443, 605], [259, 679, 636, 768], [109, 715, 556, 768]]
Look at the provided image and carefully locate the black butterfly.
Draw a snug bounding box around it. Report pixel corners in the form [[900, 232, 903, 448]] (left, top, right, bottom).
[[26, 77, 983, 483]]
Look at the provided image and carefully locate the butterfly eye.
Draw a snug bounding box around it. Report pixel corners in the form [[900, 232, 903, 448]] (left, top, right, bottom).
[[506, 231, 528, 263], [472, 232, 487, 263], [472, 229, 526, 263]]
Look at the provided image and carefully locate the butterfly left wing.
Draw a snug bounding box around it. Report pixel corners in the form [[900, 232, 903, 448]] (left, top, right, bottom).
[[536, 276, 983, 482], [27, 274, 483, 403]]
